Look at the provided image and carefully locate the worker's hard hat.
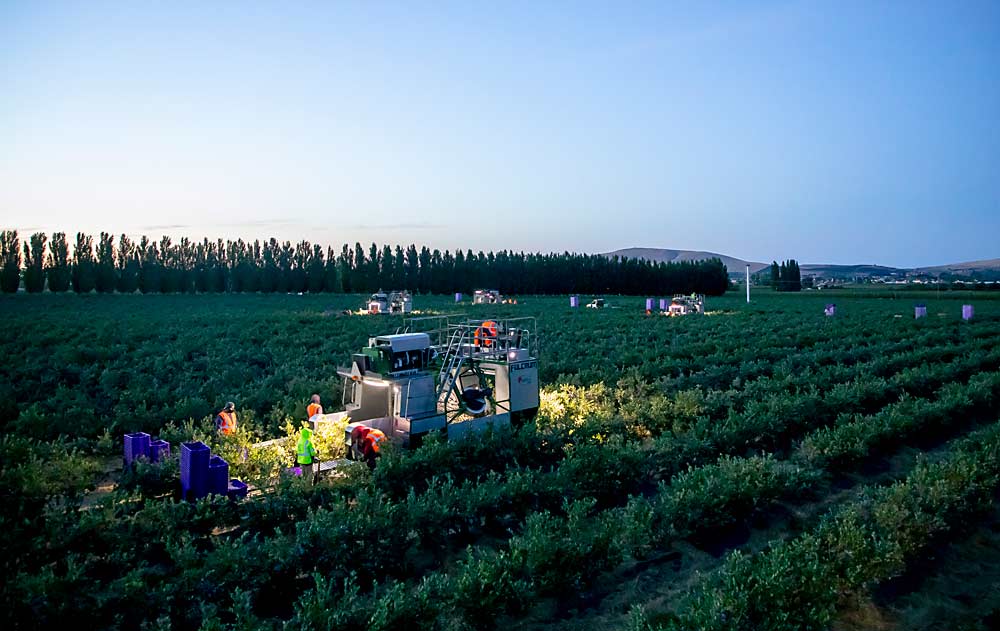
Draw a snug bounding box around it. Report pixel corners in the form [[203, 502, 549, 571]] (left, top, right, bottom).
[[225, 401, 235, 411], [311, 394, 321, 403]]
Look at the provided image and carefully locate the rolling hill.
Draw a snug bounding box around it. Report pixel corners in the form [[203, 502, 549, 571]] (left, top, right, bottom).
[[799, 264, 906, 278], [603, 248, 769, 274], [914, 259, 1000, 274], [604, 248, 1000, 280]]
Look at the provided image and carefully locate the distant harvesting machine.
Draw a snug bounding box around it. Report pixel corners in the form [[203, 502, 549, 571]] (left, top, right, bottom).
[[473, 289, 502, 304], [664, 294, 705, 316], [311, 315, 540, 458], [366, 290, 413, 315], [472, 289, 518, 305]]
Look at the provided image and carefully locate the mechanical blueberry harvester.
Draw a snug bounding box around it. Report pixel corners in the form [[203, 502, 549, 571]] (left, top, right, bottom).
[[473, 289, 502, 304], [664, 294, 705, 316], [366, 289, 413, 314], [312, 316, 540, 460]]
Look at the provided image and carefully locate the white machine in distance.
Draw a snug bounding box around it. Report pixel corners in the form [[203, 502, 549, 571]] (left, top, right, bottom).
[[473, 289, 502, 304], [367, 290, 413, 315], [311, 315, 540, 460], [664, 294, 705, 316], [586, 298, 605, 309]]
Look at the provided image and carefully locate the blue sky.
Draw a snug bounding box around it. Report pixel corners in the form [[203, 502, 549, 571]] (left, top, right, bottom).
[[1, 1, 997, 267]]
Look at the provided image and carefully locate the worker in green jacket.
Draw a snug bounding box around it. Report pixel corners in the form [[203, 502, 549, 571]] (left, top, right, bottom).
[[296, 426, 319, 480]]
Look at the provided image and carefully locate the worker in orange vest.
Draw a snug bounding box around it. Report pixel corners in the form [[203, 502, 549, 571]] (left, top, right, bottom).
[[474, 320, 498, 348], [215, 402, 237, 435], [350, 425, 386, 469], [361, 428, 386, 469], [307, 394, 323, 420]]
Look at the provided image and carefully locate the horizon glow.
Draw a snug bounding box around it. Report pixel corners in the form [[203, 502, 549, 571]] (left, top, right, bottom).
[[1, 1, 998, 268]]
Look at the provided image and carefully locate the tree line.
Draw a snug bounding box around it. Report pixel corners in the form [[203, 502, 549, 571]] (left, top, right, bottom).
[[769, 259, 802, 292], [0, 230, 730, 296]]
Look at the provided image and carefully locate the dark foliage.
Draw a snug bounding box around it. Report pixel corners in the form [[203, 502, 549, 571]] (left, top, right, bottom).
[[1, 229, 730, 296]]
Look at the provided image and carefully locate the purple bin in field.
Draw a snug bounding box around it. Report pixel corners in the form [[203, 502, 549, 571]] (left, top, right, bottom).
[[227, 479, 249, 500], [570, 295, 579, 308], [645, 298, 653, 311], [963, 305, 974, 321], [659, 299, 667, 311], [208, 455, 230, 496], [915, 305, 927, 319], [180, 441, 210, 501], [455, 292, 462, 302], [147, 440, 170, 463], [824, 304, 836, 317], [124, 432, 151, 468]]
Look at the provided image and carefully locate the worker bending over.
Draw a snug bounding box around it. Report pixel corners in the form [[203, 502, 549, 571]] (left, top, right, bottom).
[[215, 402, 237, 435], [350, 425, 386, 469], [307, 394, 323, 420]]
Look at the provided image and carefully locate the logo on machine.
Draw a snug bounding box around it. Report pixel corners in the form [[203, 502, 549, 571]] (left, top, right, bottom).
[[510, 360, 537, 371]]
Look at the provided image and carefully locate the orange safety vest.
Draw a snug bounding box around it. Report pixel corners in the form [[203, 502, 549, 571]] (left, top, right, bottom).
[[365, 429, 386, 454], [474, 320, 498, 348], [307, 402, 323, 418], [216, 411, 237, 435]]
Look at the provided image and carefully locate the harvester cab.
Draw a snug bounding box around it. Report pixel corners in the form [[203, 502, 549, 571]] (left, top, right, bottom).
[[664, 294, 705, 316], [314, 315, 540, 462]]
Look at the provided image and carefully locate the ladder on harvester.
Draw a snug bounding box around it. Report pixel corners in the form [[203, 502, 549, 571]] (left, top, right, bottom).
[[435, 326, 469, 410]]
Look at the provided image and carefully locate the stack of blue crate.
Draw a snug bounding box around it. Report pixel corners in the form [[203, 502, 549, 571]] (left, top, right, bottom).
[[180, 441, 211, 501], [123, 432, 151, 467], [128, 435, 246, 502], [207, 455, 230, 497]]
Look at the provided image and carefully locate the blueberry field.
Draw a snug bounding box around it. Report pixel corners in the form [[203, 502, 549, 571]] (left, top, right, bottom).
[[4, 289, 1000, 630]]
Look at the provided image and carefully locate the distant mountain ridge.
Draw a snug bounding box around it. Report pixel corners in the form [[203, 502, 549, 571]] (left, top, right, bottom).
[[603, 248, 769, 274], [799, 264, 905, 276], [914, 259, 1000, 274], [603, 248, 1000, 279]]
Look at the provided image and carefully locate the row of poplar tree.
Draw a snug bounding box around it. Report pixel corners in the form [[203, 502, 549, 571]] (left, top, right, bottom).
[[770, 259, 803, 292], [0, 230, 730, 296]]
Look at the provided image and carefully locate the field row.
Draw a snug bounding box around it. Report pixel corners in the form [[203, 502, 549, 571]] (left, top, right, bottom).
[[3, 294, 996, 441], [634, 419, 1000, 631], [4, 294, 1000, 630], [9, 354, 1000, 628]]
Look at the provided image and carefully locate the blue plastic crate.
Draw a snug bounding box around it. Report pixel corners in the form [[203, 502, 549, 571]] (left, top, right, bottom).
[[227, 479, 249, 500], [180, 441, 210, 501], [147, 440, 170, 463], [208, 455, 229, 496], [124, 432, 151, 468]]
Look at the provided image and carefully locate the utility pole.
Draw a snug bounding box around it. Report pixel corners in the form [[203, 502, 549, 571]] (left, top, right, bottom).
[[746, 264, 751, 303]]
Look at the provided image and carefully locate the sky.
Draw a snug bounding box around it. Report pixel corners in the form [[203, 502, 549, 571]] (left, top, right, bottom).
[[1, 1, 998, 268]]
